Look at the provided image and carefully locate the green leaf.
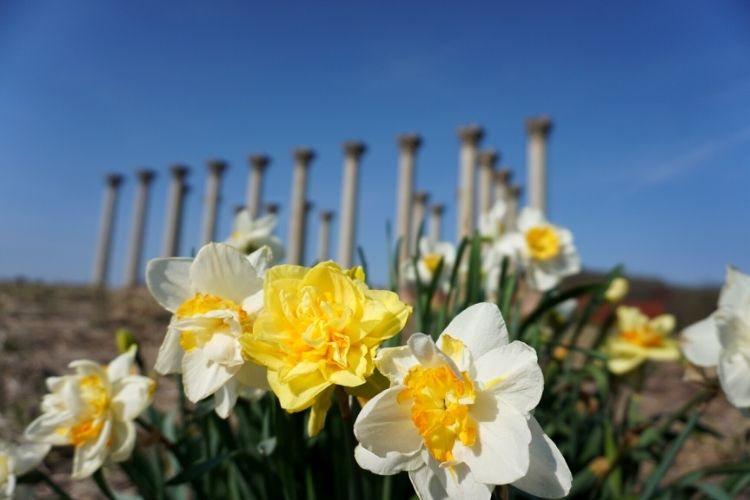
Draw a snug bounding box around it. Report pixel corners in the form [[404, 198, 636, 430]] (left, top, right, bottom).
[[166, 450, 238, 486], [695, 482, 733, 500]]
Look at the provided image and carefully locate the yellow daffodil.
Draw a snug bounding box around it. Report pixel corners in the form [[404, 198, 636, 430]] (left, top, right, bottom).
[[146, 243, 271, 417], [682, 266, 750, 408], [605, 306, 680, 375], [244, 261, 410, 436], [354, 303, 571, 499], [24, 348, 154, 479], [0, 441, 49, 498], [225, 209, 285, 262], [604, 277, 629, 303]]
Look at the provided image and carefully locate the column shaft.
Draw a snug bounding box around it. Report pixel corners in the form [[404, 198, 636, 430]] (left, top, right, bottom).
[[395, 134, 422, 263], [478, 149, 499, 216], [200, 160, 227, 245], [457, 125, 484, 240], [317, 211, 334, 262], [246, 155, 269, 219], [287, 148, 315, 264], [410, 192, 430, 251], [429, 204, 444, 243], [526, 116, 553, 215], [162, 166, 189, 257], [337, 141, 366, 268], [125, 170, 156, 286], [92, 174, 124, 287]]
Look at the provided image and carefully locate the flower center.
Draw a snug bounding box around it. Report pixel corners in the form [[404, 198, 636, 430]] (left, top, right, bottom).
[[176, 293, 252, 354], [620, 328, 664, 348], [398, 364, 477, 463], [525, 225, 561, 261], [421, 253, 443, 274], [0, 453, 10, 486], [70, 374, 110, 446]]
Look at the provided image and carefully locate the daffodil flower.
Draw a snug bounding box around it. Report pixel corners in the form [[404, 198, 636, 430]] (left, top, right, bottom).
[[478, 199, 508, 241], [604, 277, 629, 303], [24, 348, 153, 479], [604, 306, 680, 375], [225, 209, 284, 262], [682, 267, 750, 408], [354, 303, 571, 500], [244, 261, 411, 436], [0, 441, 49, 498], [403, 237, 456, 291], [491, 208, 580, 292], [146, 243, 271, 417]]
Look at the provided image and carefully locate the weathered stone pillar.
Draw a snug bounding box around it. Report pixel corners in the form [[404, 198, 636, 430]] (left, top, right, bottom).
[[525, 116, 553, 215], [317, 210, 334, 262], [395, 133, 422, 262], [410, 191, 430, 252], [337, 141, 367, 268], [493, 168, 512, 209], [92, 173, 124, 287], [124, 169, 156, 287], [478, 149, 499, 216], [246, 154, 270, 219], [429, 204, 445, 243], [265, 203, 280, 215], [162, 165, 189, 257], [287, 148, 315, 264], [456, 124, 484, 240], [507, 184, 523, 231], [201, 159, 227, 245]]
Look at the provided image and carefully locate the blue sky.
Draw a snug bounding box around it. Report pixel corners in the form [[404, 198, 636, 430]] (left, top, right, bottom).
[[1, 1, 749, 286]]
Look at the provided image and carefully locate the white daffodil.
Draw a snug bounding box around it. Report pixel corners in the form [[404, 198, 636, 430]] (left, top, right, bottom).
[[403, 237, 456, 291], [146, 243, 269, 418], [0, 441, 49, 498], [225, 209, 284, 263], [24, 348, 153, 480], [492, 207, 580, 292], [478, 199, 508, 241], [354, 303, 571, 500], [682, 267, 750, 408]]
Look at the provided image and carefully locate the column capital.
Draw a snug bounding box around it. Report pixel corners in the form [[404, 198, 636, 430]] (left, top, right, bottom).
[[430, 203, 445, 216], [136, 169, 156, 184], [249, 154, 270, 170], [234, 204, 246, 215], [457, 124, 484, 145], [525, 115, 553, 136], [304, 200, 314, 212], [397, 133, 422, 152], [478, 149, 500, 169], [170, 164, 190, 179], [105, 173, 124, 187], [342, 140, 367, 159], [207, 159, 228, 175], [413, 191, 430, 204], [495, 168, 513, 184], [292, 147, 316, 165], [320, 210, 335, 222], [265, 203, 280, 215], [510, 184, 523, 198]]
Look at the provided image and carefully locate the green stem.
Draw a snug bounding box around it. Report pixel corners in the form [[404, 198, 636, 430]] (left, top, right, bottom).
[[335, 386, 363, 500], [36, 469, 73, 500], [93, 468, 117, 500]]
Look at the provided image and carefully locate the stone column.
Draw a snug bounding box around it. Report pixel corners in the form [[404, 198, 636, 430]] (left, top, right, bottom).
[[456, 124, 484, 240], [395, 133, 422, 262], [287, 148, 315, 264], [429, 204, 445, 243], [507, 184, 523, 231], [337, 141, 367, 268], [478, 149, 499, 216], [162, 165, 189, 257], [124, 169, 156, 287], [525, 116, 553, 215], [317, 210, 334, 262], [410, 191, 430, 252], [493, 168, 512, 209], [92, 174, 124, 287], [246, 154, 270, 219], [265, 203, 280, 216], [299, 201, 314, 265], [201, 159, 227, 245]]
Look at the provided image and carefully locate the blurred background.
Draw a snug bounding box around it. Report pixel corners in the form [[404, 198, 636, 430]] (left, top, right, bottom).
[[1, 0, 749, 287]]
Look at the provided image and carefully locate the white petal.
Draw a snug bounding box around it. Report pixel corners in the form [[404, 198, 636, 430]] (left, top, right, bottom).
[[107, 346, 137, 381], [182, 350, 237, 403], [718, 350, 750, 408], [354, 445, 422, 475], [111, 375, 154, 421], [511, 417, 571, 498], [203, 334, 244, 366], [409, 463, 450, 500], [681, 314, 721, 367], [440, 303, 509, 358], [190, 243, 263, 303], [411, 458, 493, 500], [145, 257, 193, 312], [528, 264, 561, 292], [241, 290, 264, 316], [719, 266, 750, 312], [246, 245, 274, 275], [71, 419, 111, 479], [109, 421, 136, 462], [214, 379, 239, 418], [517, 207, 546, 232], [23, 412, 75, 445], [474, 341, 543, 414], [11, 443, 50, 476], [354, 387, 422, 457], [376, 346, 419, 385], [460, 393, 531, 485], [154, 325, 184, 374], [408, 334, 462, 376]]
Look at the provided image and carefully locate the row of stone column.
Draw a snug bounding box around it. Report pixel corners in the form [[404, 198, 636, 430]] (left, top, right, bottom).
[[92, 117, 552, 287]]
